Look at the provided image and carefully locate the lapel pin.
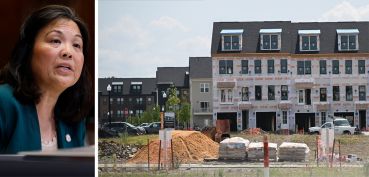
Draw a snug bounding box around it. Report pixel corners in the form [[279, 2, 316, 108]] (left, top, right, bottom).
[[66, 134, 71, 142]]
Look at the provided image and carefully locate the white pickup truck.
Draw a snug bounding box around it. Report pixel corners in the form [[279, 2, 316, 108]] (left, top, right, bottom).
[[308, 118, 357, 135]]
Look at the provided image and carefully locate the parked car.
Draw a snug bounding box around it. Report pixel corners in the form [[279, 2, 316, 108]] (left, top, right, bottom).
[[143, 122, 161, 134], [102, 122, 146, 135], [139, 123, 150, 127], [308, 117, 356, 135]]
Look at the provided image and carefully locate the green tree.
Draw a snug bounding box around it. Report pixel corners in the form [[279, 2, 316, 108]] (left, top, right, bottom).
[[166, 85, 180, 112], [178, 102, 191, 129]]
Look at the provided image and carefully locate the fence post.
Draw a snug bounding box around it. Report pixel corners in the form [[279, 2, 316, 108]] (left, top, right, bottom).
[[263, 135, 269, 177]]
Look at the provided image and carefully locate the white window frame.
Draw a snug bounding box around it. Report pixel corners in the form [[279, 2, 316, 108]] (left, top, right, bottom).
[[221, 29, 243, 51], [260, 29, 282, 51], [282, 111, 288, 125], [337, 29, 359, 51], [298, 90, 305, 104], [220, 89, 233, 103], [200, 83, 210, 93], [200, 101, 209, 112], [321, 112, 326, 125], [298, 30, 320, 51]]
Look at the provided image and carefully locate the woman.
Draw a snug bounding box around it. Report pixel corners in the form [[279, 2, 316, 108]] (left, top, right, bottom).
[[0, 5, 93, 154]]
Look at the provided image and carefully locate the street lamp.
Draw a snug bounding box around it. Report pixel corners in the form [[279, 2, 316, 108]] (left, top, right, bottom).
[[162, 91, 167, 111], [107, 84, 112, 125]]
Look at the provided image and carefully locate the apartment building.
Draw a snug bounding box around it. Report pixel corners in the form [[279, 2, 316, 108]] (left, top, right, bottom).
[[156, 67, 190, 112], [211, 21, 369, 132], [189, 57, 213, 128], [98, 78, 157, 124]]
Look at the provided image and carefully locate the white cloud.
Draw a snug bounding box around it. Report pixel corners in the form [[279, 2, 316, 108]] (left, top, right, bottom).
[[150, 16, 190, 32], [177, 35, 211, 56], [319, 1, 369, 21], [100, 16, 153, 48]]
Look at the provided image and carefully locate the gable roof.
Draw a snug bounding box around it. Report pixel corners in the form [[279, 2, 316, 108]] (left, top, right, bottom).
[[189, 57, 212, 79]]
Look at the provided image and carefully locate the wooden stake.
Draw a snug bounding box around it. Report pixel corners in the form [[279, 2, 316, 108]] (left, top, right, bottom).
[[158, 140, 161, 171]]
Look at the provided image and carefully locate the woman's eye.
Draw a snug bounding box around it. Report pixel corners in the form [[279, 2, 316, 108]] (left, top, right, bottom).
[[50, 39, 61, 44], [73, 43, 82, 49]]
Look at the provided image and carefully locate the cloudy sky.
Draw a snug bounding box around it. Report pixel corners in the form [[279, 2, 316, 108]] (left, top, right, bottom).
[[98, 0, 369, 78]]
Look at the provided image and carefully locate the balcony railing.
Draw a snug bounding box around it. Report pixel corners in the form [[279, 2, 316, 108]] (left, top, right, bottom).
[[193, 108, 212, 114]]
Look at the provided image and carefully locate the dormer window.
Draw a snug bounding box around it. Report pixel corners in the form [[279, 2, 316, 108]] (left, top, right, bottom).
[[130, 82, 142, 94], [220, 29, 243, 51], [260, 29, 281, 50], [337, 29, 359, 51], [298, 30, 320, 51]]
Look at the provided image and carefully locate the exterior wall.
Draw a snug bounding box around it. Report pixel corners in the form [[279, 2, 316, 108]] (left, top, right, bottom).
[[212, 56, 369, 132], [190, 78, 213, 128]]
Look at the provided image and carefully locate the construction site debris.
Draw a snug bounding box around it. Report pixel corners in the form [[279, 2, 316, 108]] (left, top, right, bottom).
[[219, 137, 250, 160], [278, 142, 310, 162], [248, 142, 277, 161], [241, 128, 267, 135], [128, 131, 219, 164], [99, 141, 142, 160], [201, 127, 216, 140]]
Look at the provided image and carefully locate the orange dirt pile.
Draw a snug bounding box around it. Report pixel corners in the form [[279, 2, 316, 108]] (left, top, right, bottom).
[[128, 130, 219, 164]]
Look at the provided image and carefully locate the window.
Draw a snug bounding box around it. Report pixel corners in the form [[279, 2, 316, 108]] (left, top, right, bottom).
[[282, 111, 287, 124], [280, 59, 287, 73], [136, 97, 143, 105], [320, 60, 327, 74], [281, 85, 288, 100], [268, 85, 275, 100], [200, 83, 209, 93], [221, 29, 243, 51], [301, 36, 319, 51], [110, 98, 113, 104], [359, 85, 366, 101], [147, 97, 151, 102], [345, 60, 352, 74], [346, 86, 353, 101], [337, 29, 359, 51], [220, 89, 233, 103], [305, 89, 311, 105], [359, 60, 365, 74], [113, 85, 123, 93], [298, 89, 311, 105], [297, 60, 311, 75], [241, 60, 248, 74], [242, 87, 249, 101], [298, 90, 304, 104], [130, 84, 142, 94], [255, 86, 262, 101], [260, 29, 281, 50], [320, 88, 327, 102], [333, 86, 340, 101], [254, 60, 261, 74], [299, 30, 320, 51], [219, 60, 233, 74], [117, 110, 123, 118], [200, 101, 209, 112], [268, 60, 274, 74], [117, 97, 124, 105], [321, 112, 326, 125], [332, 60, 339, 74]]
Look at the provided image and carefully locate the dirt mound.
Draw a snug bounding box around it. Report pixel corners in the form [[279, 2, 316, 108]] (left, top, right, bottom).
[[128, 130, 219, 164]]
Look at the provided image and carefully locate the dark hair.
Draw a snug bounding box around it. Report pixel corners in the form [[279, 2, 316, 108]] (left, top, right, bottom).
[[0, 5, 92, 123]]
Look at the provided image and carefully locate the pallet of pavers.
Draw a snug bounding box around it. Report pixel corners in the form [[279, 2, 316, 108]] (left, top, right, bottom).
[[247, 142, 277, 161], [278, 142, 310, 162], [218, 137, 249, 160]]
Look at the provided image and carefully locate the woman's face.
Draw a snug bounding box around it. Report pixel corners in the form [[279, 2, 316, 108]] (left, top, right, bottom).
[[31, 18, 84, 94]]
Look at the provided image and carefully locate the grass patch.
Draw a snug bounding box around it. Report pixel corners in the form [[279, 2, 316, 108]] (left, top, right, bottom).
[[100, 134, 159, 145]]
